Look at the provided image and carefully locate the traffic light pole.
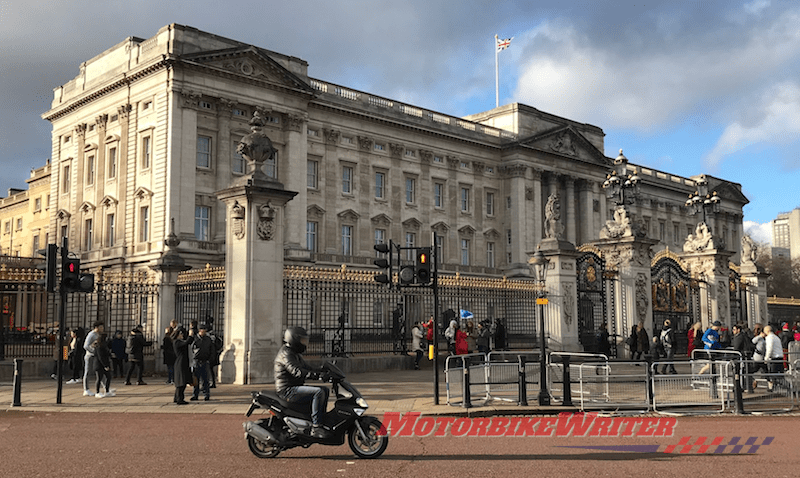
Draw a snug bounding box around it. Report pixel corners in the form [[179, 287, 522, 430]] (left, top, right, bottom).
[[431, 233, 440, 405], [56, 237, 68, 404]]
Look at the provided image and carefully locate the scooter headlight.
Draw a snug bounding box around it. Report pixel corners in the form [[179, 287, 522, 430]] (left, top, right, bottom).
[[356, 397, 368, 408], [354, 408, 366, 416]]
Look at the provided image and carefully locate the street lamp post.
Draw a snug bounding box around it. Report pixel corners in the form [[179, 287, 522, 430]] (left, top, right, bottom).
[[602, 149, 641, 208], [685, 175, 720, 228], [530, 249, 550, 406]]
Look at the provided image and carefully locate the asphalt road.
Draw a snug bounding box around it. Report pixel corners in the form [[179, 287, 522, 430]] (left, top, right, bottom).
[[0, 411, 795, 478]]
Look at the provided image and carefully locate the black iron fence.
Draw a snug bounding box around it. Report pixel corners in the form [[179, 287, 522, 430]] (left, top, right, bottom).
[[175, 264, 225, 335]]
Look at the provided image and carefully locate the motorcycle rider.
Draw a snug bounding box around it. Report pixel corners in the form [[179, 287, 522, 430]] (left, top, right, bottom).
[[274, 327, 331, 439]]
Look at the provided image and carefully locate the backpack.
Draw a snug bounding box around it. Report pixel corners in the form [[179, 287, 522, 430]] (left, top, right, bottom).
[[125, 335, 134, 355], [660, 329, 673, 350]]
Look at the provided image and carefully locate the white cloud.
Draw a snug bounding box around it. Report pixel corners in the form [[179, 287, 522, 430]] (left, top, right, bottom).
[[743, 220, 773, 244], [704, 82, 800, 169]]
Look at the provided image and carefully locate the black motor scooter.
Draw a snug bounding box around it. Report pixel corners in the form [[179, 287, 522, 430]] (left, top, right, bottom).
[[243, 361, 389, 459]]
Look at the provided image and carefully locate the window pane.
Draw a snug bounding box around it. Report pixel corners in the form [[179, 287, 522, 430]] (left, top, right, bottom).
[[194, 206, 209, 241], [343, 166, 352, 193], [306, 221, 317, 252], [406, 178, 415, 203], [375, 172, 384, 198], [307, 160, 318, 188], [197, 136, 211, 168], [342, 225, 352, 255]]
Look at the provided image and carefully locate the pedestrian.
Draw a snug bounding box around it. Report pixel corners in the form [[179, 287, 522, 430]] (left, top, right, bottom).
[[50, 328, 67, 380], [66, 328, 84, 384], [162, 325, 176, 384], [494, 318, 507, 351], [649, 336, 663, 373], [125, 325, 149, 385], [659, 319, 677, 374], [687, 321, 702, 358], [476, 322, 490, 354], [596, 322, 611, 357], [94, 334, 115, 398], [764, 325, 784, 392], [697, 321, 722, 375], [732, 324, 754, 392], [455, 325, 468, 356], [411, 321, 425, 370], [465, 320, 477, 354], [628, 321, 649, 361], [779, 323, 794, 370], [445, 320, 457, 356], [109, 330, 126, 378], [190, 323, 213, 401], [83, 321, 105, 397], [424, 316, 434, 344], [171, 327, 192, 405], [208, 325, 223, 388]]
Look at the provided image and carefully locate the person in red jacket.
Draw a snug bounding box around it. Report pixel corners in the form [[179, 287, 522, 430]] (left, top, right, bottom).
[[455, 326, 468, 355]]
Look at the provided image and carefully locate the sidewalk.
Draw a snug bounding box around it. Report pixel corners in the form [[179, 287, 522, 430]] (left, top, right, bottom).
[[0, 367, 574, 417]]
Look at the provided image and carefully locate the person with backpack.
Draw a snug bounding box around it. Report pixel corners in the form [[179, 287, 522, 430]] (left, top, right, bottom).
[[190, 323, 214, 401], [659, 320, 677, 374], [124, 325, 150, 385]]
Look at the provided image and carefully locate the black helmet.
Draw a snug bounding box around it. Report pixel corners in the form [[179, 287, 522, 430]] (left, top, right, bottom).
[[284, 326, 309, 353]]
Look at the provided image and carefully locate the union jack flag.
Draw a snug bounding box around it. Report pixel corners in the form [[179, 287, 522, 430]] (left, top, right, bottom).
[[496, 36, 513, 52]]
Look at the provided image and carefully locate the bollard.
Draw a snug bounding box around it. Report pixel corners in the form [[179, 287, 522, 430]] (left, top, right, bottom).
[[645, 356, 654, 405], [518, 356, 528, 406], [733, 361, 745, 414], [12, 358, 22, 407], [462, 356, 472, 409], [561, 355, 573, 407], [709, 360, 719, 400]]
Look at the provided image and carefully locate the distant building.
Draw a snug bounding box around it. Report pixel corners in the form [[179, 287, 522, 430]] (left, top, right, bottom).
[[0, 161, 51, 257], [771, 208, 800, 260]]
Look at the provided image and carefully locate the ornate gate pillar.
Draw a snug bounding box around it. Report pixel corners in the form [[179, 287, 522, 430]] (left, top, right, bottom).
[[739, 234, 769, 327], [216, 112, 297, 384], [592, 207, 657, 354], [680, 225, 734, 328]]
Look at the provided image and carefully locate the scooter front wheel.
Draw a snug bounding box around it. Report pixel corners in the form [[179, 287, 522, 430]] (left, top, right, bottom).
[[348, 417, 389, 459], [247, 435, 281, 458]]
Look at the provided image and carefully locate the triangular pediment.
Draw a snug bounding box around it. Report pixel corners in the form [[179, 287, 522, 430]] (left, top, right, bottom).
[[708, 180, 750, 206], [79, 201, 95, 213], [458, 225, 476, 236], [431, 221, 449, 234], [402, 218, 421, 230], [483, 228, 501, 239], [133, 187, 153, 201], [56, 209, 71, 220], [515, 125, 610, 166], [337, 209, 360, 222], [307, 204, 326, 219], [181, 47, 313, 94], [100, 195, 118, 208], [370, 214, 392, 227]]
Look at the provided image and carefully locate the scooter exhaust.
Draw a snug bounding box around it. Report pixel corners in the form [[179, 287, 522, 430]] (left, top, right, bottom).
[[244, 421, 278, 445]]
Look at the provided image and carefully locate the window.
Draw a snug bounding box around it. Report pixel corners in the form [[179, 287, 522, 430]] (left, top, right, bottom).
[[232, 142, 245, 175], [32, 235, 40, 256], [141, 206, 150, 242], [405, 177, 415, 203], [434, 155, 443, 163], [197, 135, 211, 168], [307, 160, 318, 188], [142, 135, 151, 169], [434, 183, 444, 208], [374, 143, 385, 152], [673, 223, 680, 243], [34, 197, 42, 212], [342, 166, 353, 194], [461, 239, 470, 266], [60, 225, 68, 240], [507, 229, 512, 246], [375, 172, 385, 199], [487, 242, 495, 268], [307, 128, 318, 137], [659, 221, 666, 242], [108, 147, 117, 179], [106, 214, 115, 247], [374, 229, 386, 254], [194, 206, 209, 242], [86, 155, 95, 185], [486, 192, 494, 216], [435, 234, 444, 264], [306, 222, 317, 252], [233, 108, 247, 117], [15, 218, 21, 231], [199, 101, 213, 109], [84, 219, 93, 250], [3, 221, 9, 234], [460, 187, 470, 212], [507, 196, 512, 209], [265, 150, 277, 179], [405, 233, 416, 260], [62, 165, 70, 194], [342, 225, 353, 256], [405, 149, 415, 157], [142, 100, 152, 111], [342, 136, 353, 145]]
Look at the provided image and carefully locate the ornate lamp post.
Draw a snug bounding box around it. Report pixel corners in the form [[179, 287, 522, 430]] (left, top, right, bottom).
[[529, 249, 550, 406], [602, 149, 641, 208], [685, 175, 720, 228]]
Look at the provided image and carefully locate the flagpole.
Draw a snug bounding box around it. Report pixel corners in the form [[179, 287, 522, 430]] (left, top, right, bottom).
[[494, 34, 499, 108]]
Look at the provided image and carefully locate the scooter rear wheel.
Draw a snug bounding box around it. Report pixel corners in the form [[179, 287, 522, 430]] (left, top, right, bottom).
[[348, 417, 389, 459], [247, 435, 281, 458]]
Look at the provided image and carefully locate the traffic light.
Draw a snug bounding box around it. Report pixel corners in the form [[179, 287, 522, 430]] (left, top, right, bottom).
[[373, 240, 393, 285], [36, 244, 58, 293], [62, 257, 80, 292], [416, 247, 431, 285], [398, 264, 415, 286]]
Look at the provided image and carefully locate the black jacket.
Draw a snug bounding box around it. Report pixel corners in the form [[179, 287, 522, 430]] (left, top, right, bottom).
[[126, 331, 149, 362], [274, 344, 316, 395], [192, 335, 214, 362]]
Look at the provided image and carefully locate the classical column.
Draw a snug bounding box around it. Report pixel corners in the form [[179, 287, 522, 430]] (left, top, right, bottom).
[[581, 180, 595, 244], [565, 177, 576, 245], [216, 112, 298, 384], [531, 169, 543, 250], [282, 112, 308, 256]]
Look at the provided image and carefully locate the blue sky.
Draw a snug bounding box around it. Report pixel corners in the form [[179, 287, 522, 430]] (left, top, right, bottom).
[[2, 0, 799, 244]]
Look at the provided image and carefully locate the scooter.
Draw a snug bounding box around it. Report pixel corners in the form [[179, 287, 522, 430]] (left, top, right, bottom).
[[243, 361, 389, 459]]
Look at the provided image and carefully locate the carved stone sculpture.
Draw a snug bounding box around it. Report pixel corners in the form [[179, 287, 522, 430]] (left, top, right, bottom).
[[257, 201, 276, 241], [741, 233, 758, 264], [231, 201, 245, 240], [237, 111, 277, 181], [683, 222, 718, 253], [544, 192, 564, 240]]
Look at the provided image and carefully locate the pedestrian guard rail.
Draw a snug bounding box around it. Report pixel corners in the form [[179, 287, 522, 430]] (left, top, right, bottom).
[[443, 350, 799, 414]]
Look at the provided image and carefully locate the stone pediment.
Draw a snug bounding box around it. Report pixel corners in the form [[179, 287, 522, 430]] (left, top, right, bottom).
[[708, 180, 749, 206], [516, 125, 610, 166], [79, 201, 95, 213], [431, 221, 449, 234], [402, 218, 421, 230], [181, 47, 313, 94], [458, 225, 476, 236], [337, 209, 360, 222], [307, 204, 325, 219], [370, 213, 392, 227], [483, 228, 501, 239], [100, 195, 118, 208], [133, 187, 153, 200]]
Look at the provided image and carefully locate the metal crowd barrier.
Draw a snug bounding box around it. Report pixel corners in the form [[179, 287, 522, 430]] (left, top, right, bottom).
[[444, 353, 488, 406], [577, 361, 649, 412], [651, 360, 730, 414], [485, 351, 540, 403], [548, 352, 608, 405], [739, 359, 796, 414]]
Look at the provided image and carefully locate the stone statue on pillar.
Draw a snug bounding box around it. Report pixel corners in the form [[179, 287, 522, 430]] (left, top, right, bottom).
[[236, 110, 278, 185]]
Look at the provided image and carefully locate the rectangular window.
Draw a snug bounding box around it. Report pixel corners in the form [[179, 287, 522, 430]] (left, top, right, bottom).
[[86, 155, 95, 185], [32, 235, 40, 256], [673, 223, 680, 243], [34, 197, 41, 212], [142, 136, 151, 169], [461, 239, 470, 266], [405, 177, 415, 203], [342, 225, 353, 256], [306, 222, 317, 252], [197, 135, 211, 168], [460, 187, 470, 212], [60, 225, 68, 240], [374, 228, 386, 254], [15, 218, 21, 231], [265, 150, 277, 179], [435, 234, 444, 265], [141, 206, 150, 242], [232, 143, 245, 175], [106, 214, 115, 247], [4, 221, 9, 234], [434, 183, 444, 208], [62, 165, 70, 194], [507, 196, 512, 209], [487, 242, 495, 268], [659, 221, 666, 242], [108, 147, 117, 179], [486, 192, 494, 216], [307, 160, 318, 188], [342, 166, 353, 194], [84, 219, 93, 251], [434, 155, 443, 163], [375, 172, 385, 199], [194, 206, 209, 242], [405, 232, 416, 261]]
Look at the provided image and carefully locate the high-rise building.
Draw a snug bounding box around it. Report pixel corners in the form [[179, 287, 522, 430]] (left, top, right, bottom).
[[771, 208, 800, 260]]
